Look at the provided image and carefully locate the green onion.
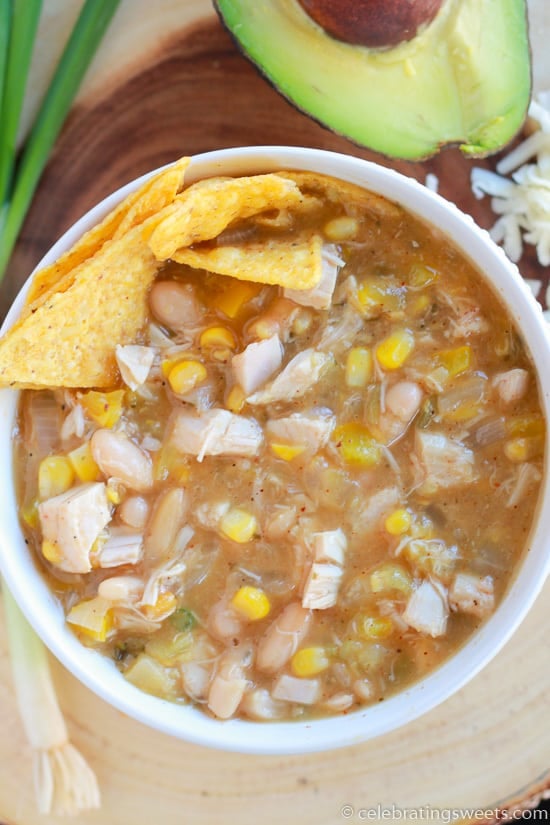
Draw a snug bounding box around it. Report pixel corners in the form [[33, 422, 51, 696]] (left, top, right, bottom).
[[170, 607, 197, 632], [3, 585, 100, 814], [0, 2, 12, 128], [0, 0, 43, 206], [0, 0, 121, 281]]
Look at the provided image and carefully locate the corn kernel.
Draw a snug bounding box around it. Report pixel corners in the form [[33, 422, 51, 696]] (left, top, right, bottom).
[[248, 318, 278, 340], [106, 482, 122, 505], [231, 586, 271, 621], [376, 329, 414, 370], [38, 455, 75, 500], [291, 646, 330, 677], [324, 216, 359, 241], [504, 436, 544, 463], [20, 499, 39, 529], [42, 539, 63, 565], [291, 308, 313, 336], [215, 281, 262, 319], [411, 294, 431, 315], [357, 279, 404, 318], [506, 415, 545, 438], [142, 592, 177, 620], [226, 384, 246, 413], [345, 347, 373, 388], [437, 346, 472, 378], [220, 508, 258, 543], [80, 389, 124, 428], [68, 442, 101, 482], [370, 563, 413, 594], [409, 264, 438, 288], [67, 596, 113, 642], [200, 326, 237, 351], [332, 422, 382, 468], [168, 360, 207, 396], [270, 442, 307, 461], [384, 508, 412, 536], [356, 615, 394, 640]]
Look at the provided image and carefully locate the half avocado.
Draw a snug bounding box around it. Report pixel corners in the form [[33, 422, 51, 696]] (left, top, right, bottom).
[[214, 0, 531, 160]]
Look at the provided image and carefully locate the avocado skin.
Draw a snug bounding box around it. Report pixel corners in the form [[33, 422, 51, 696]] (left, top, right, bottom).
[[213, 0, 531, 161], [297, 0, 442, 48]]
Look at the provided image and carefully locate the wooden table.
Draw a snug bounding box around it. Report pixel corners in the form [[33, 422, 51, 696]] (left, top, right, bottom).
[[0, 2, 549, 823]]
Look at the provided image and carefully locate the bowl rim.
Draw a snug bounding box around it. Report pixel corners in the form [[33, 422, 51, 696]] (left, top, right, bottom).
[[0, 145, 549, 754]]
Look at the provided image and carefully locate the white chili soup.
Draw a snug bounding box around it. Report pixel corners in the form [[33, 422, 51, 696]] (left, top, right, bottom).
[[15, 172, 545, 721]]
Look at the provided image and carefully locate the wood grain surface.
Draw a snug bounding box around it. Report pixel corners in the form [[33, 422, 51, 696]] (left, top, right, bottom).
[[0, 6, 549, 825]]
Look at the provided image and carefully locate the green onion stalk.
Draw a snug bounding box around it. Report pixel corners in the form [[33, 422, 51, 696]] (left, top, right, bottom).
[[0, 0, 121, 812], [0, 0, 121, 281], [3, 586, 101, 814]]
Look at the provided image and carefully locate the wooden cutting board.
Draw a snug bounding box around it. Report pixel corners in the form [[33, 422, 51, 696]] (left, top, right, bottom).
[[0, 2, 549, 823]]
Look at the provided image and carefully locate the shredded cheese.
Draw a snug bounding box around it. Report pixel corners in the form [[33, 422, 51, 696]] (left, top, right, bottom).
[[471, 94, 550, 268]]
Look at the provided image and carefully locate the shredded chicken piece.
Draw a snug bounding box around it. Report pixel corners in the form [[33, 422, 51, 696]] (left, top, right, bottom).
[[302, 529, 346, 609], [38, 483, 111, 574], [266, 409, 335, 453], [449, 307, 489, 339], [170, 408, 263, 461], [315, 305, 363, 354], [353, 487, 403, 533], [115, 345, 156, 390], [139, 557, 186, 608], [403, 580, 449, 638], [271, 674, 321, 705], [415, 431, 476, 491], [247, 349, 332, 405], [231, 334, 283, 395], [493, 368, 529, 405], [95, 527, 143, 568], [449, 572, 495, 619], [284, 244, 343, 309], [506, 462, 542, 508]]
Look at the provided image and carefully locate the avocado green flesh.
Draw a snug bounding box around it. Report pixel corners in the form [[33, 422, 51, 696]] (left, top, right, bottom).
[[215, 0, 531, 160]]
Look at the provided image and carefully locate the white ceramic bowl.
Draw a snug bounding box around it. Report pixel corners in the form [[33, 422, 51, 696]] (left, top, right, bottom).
[[1, 146, 549, 754]]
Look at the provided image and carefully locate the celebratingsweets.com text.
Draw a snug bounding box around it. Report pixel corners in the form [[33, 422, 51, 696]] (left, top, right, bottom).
[[339, 804, 548, 822]]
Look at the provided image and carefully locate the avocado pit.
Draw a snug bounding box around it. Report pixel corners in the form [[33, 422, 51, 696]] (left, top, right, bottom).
[[297, 0, 443, 47]]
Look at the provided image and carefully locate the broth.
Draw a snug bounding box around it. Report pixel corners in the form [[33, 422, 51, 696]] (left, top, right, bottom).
[[15, 172, 544, 721]]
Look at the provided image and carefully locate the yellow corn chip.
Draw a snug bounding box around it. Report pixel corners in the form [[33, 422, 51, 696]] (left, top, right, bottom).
[[0, 226, 160, 389], [172, 233, 324, 290], [25, 157, 190, 308], [278, 171, 403, 219], [148, 174, 309, 260]]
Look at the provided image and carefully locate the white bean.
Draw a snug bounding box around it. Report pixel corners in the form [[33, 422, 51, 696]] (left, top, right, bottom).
[[144, 488, 188, 564], [256, 602, 311, 674], [91, 429, 153, 492], [385, 381, 423, 422], [98, 575, 144, 602], [208, 598, 243, 641], [119, 495, 150, 530], [207, 642, 253, 720], [149, 281, 201, 332]]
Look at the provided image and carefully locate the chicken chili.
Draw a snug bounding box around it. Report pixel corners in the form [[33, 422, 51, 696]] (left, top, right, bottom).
[[16, 172, 545, 721]]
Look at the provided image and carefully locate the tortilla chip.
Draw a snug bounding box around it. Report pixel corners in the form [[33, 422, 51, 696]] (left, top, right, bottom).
[[25, 157, 190, 308], [147, 174, 309, 260], [278, 171, 403, 219], [0, 226, 160, 389], [172, 233, 324, 290]]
